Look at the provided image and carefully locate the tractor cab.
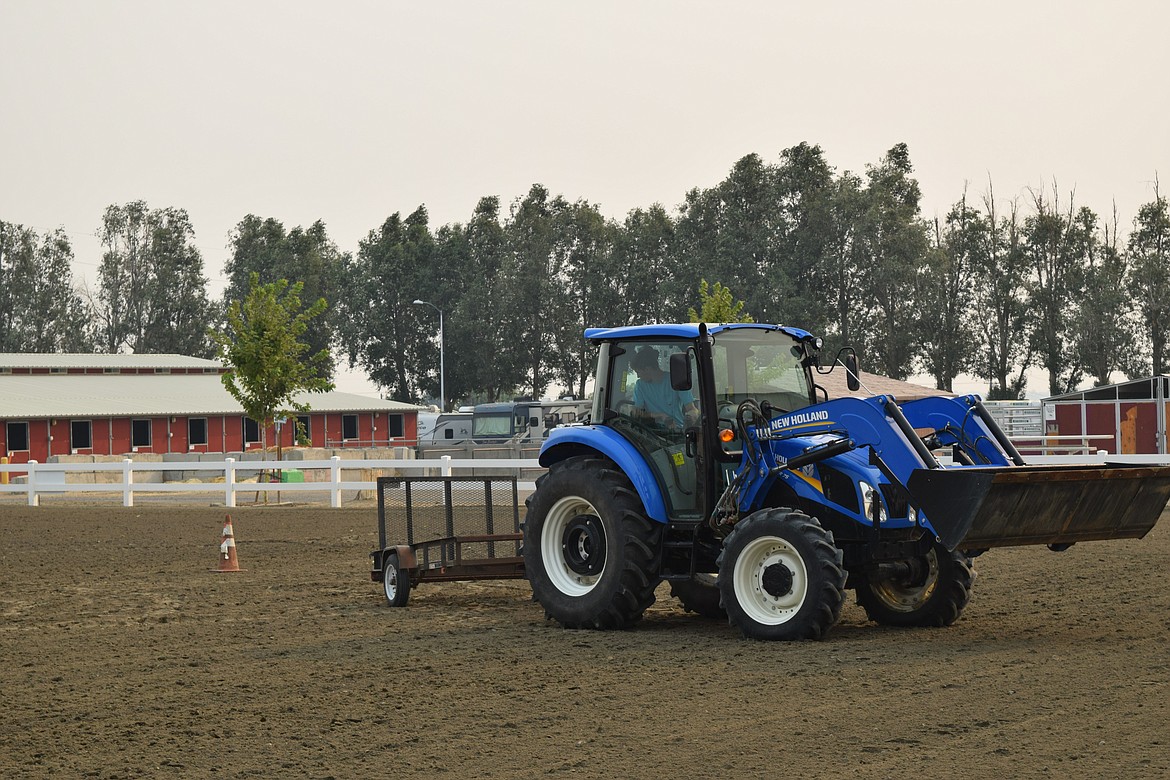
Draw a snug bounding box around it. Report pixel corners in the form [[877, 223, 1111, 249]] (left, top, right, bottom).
[[586, 323, 826, 523]]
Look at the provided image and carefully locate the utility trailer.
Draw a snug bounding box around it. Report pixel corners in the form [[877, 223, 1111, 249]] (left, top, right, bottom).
[[370, 476, 526, 606]]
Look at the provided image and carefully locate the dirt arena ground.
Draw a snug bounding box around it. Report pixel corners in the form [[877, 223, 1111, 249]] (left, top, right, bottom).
[[2, 500, 1168, 779]]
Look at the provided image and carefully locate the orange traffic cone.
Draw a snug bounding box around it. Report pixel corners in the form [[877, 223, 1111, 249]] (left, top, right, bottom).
[[212, 515, 243, 573]]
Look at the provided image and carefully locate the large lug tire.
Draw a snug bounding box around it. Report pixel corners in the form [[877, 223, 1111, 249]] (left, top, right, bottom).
[[670, 574, 726, 620], [856, 544, 974, 627], [716, 508, 846, 641], [523, 456, 663, 630], [382, 551, 411, 608]]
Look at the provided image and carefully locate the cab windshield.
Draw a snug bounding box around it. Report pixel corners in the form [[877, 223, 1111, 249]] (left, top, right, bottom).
[[710, 328, 813, 413]]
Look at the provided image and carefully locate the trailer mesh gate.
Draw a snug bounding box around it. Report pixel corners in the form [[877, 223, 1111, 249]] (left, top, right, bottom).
[[373, 476, 525, 584]]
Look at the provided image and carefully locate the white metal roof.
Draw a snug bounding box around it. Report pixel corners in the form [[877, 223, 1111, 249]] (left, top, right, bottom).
[[0, 353, 223, 370], [0, 374, 423, 419]]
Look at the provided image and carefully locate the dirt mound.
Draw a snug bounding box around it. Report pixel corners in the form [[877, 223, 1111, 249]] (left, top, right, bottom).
[[2, 504, 1167, 778]]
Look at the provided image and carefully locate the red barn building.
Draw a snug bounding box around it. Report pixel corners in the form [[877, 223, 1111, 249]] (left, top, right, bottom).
[[0, 354, 423, 464], [1045, 375, 1169, 455]]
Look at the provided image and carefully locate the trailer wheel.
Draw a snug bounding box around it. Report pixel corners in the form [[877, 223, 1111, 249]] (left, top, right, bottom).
[[717, 508, 845, 641], [382, 551, 411, 608], [670, 574, 726, 619], [855, 544, 974, 627], [523, 456, 662, 630]]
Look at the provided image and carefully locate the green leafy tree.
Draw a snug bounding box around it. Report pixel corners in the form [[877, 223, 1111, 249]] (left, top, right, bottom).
[[0, 222, 93, 352], [611, 204, 677, 324], [95, 201, 214, 356], [1127, 187, 1170, 375], [687, 279, 753, 323], [211, 273, 333, 454]]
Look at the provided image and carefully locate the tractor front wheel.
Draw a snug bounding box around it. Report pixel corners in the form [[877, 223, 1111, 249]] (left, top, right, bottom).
[[523, 457, 663, 630], [856, 544, 974, 627], [717, 508, 845, 641]]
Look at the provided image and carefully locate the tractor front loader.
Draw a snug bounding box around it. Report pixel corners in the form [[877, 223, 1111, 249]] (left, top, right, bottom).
[[521, 322, 1170, 640]]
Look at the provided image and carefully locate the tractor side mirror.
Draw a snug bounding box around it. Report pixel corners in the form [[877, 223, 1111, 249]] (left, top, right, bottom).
[[845, 354, 861, 392], [670, 351, 693, 391]]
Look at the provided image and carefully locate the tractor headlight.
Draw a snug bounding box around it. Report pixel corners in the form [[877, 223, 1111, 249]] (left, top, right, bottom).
[[858, 481, 888, 524]]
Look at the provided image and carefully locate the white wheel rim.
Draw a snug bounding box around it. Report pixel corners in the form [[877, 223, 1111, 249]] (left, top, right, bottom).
[[384, 565, 398, 602], [542, 495, 605, 597], [733, 536, 808, 625]]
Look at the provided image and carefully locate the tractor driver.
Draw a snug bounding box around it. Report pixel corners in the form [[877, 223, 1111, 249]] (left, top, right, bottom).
[[630, 346, 699, 431]]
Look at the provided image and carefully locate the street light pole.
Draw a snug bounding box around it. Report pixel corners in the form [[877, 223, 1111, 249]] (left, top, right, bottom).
[[412, 299, 445, 411]]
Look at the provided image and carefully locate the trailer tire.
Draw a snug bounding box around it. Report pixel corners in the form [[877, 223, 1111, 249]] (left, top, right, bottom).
[[855, 544, 973, 627], [523, 456, 662, 630], [382, 551, 411, 608], [717, 508, 845, 641], [670, 574, 726, 620]]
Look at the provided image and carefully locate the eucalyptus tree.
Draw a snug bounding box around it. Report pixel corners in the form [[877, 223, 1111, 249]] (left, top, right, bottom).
[[224, 216, 346, 378], [95, 201, 214, 356], [1127, 188, 1170, 375], [1074, 206, 1134, 386], [850, 144, 929, 381], [915, 197, 982, 391], [0, 222, 93, 352], [1022, 185, 1091, 396], [497, 184, 569, 399], [972, 187, 1032, 400], [611, 204, 677, 322], [337, 207, 434, 404]]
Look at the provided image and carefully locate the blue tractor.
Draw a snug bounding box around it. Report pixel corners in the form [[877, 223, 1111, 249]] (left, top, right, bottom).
[[522, 322, 1170, 640]]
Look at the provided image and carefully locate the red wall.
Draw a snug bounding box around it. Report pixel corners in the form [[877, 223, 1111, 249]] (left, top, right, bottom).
[[2, 411, 417, 462]]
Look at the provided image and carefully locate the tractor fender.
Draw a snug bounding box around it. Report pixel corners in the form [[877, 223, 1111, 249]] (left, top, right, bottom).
[[538, 426, 670, 523]]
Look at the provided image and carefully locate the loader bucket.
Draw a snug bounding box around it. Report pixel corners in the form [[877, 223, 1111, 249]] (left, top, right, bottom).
[[907, 464, 1170, 551]]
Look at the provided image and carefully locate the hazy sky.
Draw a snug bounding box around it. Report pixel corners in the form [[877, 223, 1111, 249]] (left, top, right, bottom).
[[2, 1, 1167, 395]]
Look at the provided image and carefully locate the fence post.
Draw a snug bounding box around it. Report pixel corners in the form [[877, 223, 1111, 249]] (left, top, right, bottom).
[[122, 458, 134, 507], [224, 457, 236, 508], [330, 455, 342, 508], [441, 454, 452, 477], [26, 460, 39, 507]]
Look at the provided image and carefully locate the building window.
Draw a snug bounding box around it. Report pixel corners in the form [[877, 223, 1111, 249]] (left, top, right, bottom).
[[296, 415, 311, 445], [71, 420, 92, 450], [243, 417, 261, 445], [6, 421, 29, 451], [132, 419, 152, 448], [103, 368, 119, 375], [154, 368, 171, 374], [189, 418, 208, 446], [387, 413, 404, 438], [342, 414, 359, 441]]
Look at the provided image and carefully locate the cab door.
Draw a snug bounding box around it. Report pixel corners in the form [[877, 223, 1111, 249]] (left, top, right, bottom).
[[602, 340, 704, 519]]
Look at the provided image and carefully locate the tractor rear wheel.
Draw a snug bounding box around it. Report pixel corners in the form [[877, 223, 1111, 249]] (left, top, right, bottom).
[[670, 574, 726, 619], [523, 456, 663, 630], [855, 544, 974, 627], [717, 508, 846, 641]]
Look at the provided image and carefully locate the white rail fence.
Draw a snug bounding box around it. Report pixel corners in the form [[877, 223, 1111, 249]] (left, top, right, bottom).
[[0, 456, 542, 508], [3, 453, 1168, 509]]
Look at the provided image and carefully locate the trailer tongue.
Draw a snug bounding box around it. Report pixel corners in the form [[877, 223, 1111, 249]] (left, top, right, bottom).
[[910, 463, 1170, 551]]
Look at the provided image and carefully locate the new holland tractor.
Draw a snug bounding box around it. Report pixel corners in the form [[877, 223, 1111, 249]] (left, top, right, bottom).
[[521, 322, 1170, 640]]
